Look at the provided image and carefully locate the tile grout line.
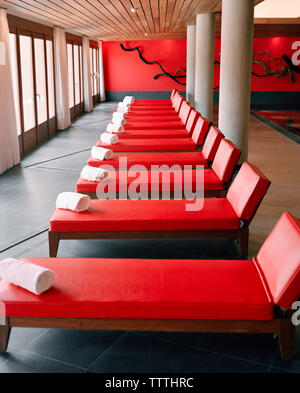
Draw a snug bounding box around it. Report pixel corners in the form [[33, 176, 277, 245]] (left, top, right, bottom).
[[86, 332, 127, 371]]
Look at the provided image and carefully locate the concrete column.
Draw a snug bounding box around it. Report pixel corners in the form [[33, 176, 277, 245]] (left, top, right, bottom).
[[186, 25, 196, 105], [218, 0, 254, 161], [194, 13, 216, 122]]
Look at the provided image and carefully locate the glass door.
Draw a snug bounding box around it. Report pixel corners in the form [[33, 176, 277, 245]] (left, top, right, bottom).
[[34, 36, 48, 142], [19, 33, 37, 152]]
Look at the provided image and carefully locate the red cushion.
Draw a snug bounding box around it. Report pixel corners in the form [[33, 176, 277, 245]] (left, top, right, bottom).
[[191, 117, 211, 146], [130, 105, 174, 110], [212, 139, 241, 183], [125, 121, 184, 130], [132, 100, 171, 106], [109, 129, 190, 139], [0, 258, 273, 320], [178, 101, 192, 126], [255, 212, 300, 310], [226, 162, 270, 221], [126, 110, 178, 116], [202, 126, 224, 161], [186, 109, 201, 135], [87, 152, 209, 169], [49, 198, 239, 232], [126, 114, 179, 121], [95, 138, 197, 152], [76, 169, 224, 194]]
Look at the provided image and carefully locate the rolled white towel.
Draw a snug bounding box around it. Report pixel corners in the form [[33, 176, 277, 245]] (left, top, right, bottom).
[[112, 111, 127, 119], [91, 146, 114, 160], [80, 165, 109, 182], [106, 123, 124, 134], [112, 117, 126, 126], [101, 132, 119, 145], [123, 96, 135, 104], [0, 258, 55, 295], [117, 102, 131, 112], [56, 192, 91, 212], [117, 107, 130, 114]]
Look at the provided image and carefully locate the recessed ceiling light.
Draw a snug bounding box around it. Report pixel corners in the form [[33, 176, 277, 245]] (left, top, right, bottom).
[[131, 7, 137, 13], [144, 32, 148, 36]]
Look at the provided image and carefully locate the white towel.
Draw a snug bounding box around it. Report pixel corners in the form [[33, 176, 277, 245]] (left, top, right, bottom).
[[56, 192, 91, 212], [106, 123, 124, 134], [117, 102, 131, 112], [117, 107, 130, 114], [123, 96, 135, 104], [101, 132, 119, 145], [80, 165, 109, 182], [112, 111, 127, 119], [0, 258, 55, 295], [91, 146, 114, 160], [112, 117, 126, 126]]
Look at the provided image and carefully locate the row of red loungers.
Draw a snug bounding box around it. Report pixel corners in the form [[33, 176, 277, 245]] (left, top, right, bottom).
[[1, 93, 298, 361], [60, 91, 271, 260], [79, 91, 239, 198]]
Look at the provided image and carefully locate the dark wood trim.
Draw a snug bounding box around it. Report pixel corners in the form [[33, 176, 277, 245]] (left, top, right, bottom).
[[66, 32, 82, 45], [44, 36, 50, 139], [31, 32, 38, 144], [2, 313, 295, 360], [81, 189, 225, 200], [7, 15, 53, 36], [0, 321, 11, 355]]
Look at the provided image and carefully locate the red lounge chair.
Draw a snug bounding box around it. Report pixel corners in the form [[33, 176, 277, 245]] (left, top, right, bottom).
[[123, 95, 185, 130], [2, 212, 299, 359], [49, 162, 270, 258], [96, 116, 211, 152], [88, 126, 223, 169], [126, 100, 191, 121], [113, 108, 200, 139], [130, 89, 178, 110], [77, 139, 241, 198]]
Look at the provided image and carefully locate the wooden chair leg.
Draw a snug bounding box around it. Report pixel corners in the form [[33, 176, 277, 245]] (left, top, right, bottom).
[[0, 322, 11, 354], [238, 227, 249, 259], [279, 318, 295, 361], [48, 232, 60, 257]]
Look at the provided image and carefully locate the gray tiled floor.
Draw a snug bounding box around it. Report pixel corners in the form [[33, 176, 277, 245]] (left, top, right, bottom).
[[0, 103, 299, 373]]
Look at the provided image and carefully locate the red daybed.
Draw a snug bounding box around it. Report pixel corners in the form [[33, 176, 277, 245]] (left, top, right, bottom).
[[77, 139, 241, 199], [49, 162, 270, 258], [88, 126, 224, 169], [96, 116, 211, 152], [1, 212, 299, 360], [112, 107, 200, 140]]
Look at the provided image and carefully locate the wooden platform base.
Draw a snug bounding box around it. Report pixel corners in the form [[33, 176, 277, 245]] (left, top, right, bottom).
[[0, 314, 295, 360]]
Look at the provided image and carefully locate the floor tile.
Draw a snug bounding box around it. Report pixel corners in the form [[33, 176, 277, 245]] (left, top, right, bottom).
[[0, 349, 85, 373], [195, 332, 278, 365], [88, 332, 192, 373], [180, 347, 269, 373], [27, 329, 123, 369]]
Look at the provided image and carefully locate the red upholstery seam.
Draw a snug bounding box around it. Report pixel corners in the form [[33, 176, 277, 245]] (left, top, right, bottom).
[[252, 257, 274, 305]]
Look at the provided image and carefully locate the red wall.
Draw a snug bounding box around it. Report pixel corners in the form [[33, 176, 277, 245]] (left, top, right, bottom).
[[103, 37, 300, 92], [102, 40, 186, 91]]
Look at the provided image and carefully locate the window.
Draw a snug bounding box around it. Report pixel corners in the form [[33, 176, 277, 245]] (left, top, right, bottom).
[[19, 35, 35, 133], [34, 38, 48, 125], [66, 34, 83, 120], [9, 33, 21, 135], [46, 40, 55, 119], [8, 15, 57, 154]]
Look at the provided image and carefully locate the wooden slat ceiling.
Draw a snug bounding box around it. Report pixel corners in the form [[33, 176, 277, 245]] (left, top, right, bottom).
[[0, 0, 266, 40]]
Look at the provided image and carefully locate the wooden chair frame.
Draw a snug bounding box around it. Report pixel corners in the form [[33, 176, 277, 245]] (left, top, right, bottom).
[[0, 307, 295, 360]]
